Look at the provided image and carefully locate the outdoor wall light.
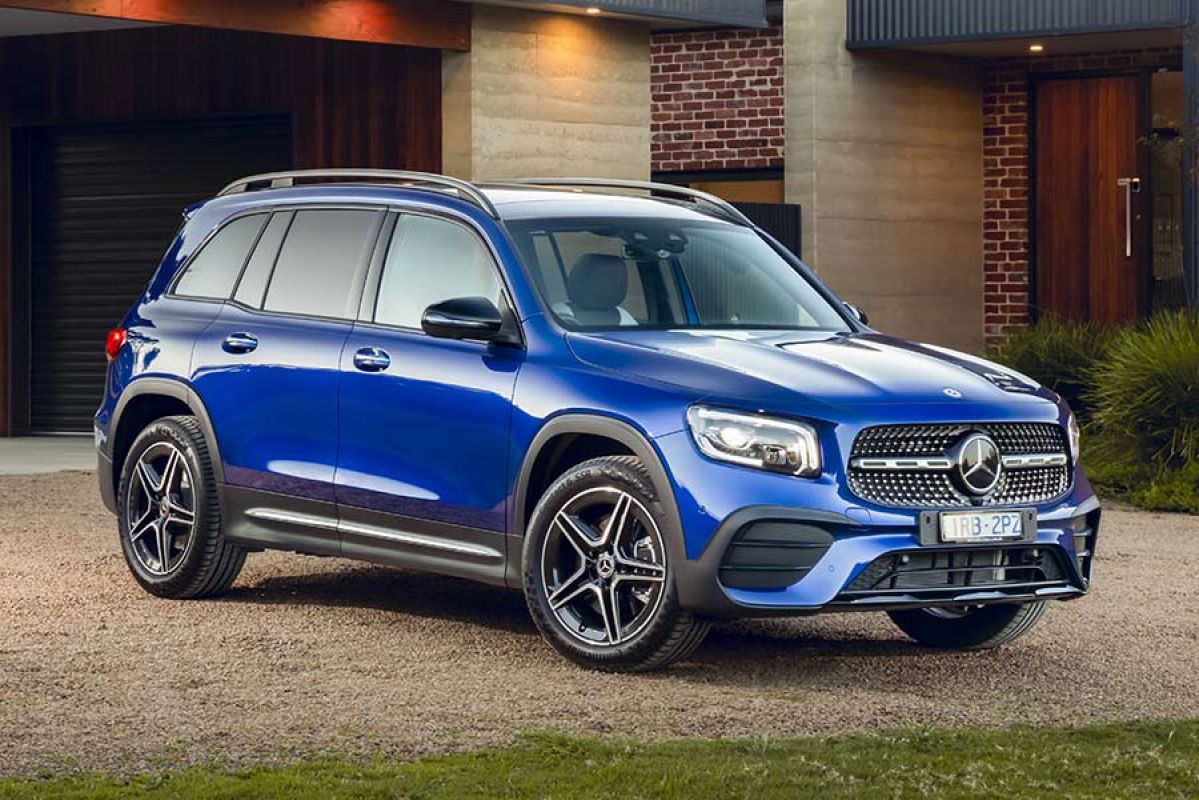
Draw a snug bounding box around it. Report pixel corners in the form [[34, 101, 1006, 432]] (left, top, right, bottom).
[[1029, 44, 1045, 53]]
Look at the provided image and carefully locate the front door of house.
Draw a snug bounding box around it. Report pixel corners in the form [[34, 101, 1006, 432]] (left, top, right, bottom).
[[1035, 76, 1146, 323]]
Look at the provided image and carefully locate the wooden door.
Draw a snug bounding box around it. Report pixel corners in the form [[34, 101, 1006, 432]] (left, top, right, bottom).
[[1035, 76, 1145, 323]]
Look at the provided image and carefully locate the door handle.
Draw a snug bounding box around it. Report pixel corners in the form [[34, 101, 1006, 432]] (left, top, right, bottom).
[[222, 332, 258, 354], [1117, 177, 1141, 258], [353, 347, 391, 372]]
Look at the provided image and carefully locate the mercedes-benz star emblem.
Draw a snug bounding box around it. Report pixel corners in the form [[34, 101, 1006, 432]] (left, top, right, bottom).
[[955, 433, 1002, 496]]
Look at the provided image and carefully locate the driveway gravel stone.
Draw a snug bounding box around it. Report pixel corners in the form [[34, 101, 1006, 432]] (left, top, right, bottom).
[[1, 471, 1196, 775]]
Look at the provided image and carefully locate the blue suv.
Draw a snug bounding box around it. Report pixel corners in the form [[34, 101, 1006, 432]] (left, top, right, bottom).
[[96, 170, 1100, 672]]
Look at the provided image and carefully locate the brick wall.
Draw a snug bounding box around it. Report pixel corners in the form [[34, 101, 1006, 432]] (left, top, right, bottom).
[[650, 27, 784, 173], [982, 47, 1181, 345]]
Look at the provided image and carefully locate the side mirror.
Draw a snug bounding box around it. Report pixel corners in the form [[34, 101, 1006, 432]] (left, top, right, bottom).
[[843, 302, 869, 326], [421, 296, 506, 342]]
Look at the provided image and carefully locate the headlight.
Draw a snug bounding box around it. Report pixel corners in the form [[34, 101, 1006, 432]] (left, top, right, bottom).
[[686, 406, 821, 477], [1067, 412, 1081, 462]]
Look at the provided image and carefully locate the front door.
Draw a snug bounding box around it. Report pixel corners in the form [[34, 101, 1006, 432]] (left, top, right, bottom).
[[1035, 76, 1146, 323], [336, 211, 522, 584]]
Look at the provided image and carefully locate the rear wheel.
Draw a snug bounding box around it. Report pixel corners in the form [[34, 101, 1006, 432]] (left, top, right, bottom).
[[888, 601, 1047, 649], [523, 456, 708, 672], [117, 415, 245, 598]]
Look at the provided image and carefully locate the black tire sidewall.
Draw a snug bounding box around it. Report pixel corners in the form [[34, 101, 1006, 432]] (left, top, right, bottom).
[[117, 417, 219, 597], [522, 457, 692, 671], [889, 602, 1045, 649]]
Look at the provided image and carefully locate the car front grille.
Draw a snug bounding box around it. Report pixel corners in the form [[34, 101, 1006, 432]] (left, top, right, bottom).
[[837, 545, 1070, 601], [848, 422, 1071, 509]]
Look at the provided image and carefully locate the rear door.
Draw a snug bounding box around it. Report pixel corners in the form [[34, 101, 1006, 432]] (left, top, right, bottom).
[[190, 207, 383, 551], [335, 210, 522, 583]]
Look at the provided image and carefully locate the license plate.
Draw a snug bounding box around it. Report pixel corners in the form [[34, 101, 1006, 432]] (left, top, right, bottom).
[[939, 510, 1026, 543]]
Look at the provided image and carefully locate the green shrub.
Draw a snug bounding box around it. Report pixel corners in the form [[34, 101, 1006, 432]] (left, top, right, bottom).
[[989, 317, 1116, 418], [1088, 311, 1199, 468]]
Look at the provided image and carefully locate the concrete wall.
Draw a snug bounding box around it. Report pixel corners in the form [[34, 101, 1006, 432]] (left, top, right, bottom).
[[443, 6, 651, 181], [784, 0, 984, 352]]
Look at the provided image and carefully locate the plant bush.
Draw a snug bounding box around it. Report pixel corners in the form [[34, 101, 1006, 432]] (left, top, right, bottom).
[[994, 312, 1198, 514], [989, 316, 1117, 418], [1088, 311, 1199, 468]]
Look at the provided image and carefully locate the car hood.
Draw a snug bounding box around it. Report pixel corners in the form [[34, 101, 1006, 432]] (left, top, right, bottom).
[[566, 329, 1058, 412]]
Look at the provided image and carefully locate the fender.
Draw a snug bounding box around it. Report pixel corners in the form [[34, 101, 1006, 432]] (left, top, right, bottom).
[[507, 413, 686, 588], [107, 376, 227, 487]]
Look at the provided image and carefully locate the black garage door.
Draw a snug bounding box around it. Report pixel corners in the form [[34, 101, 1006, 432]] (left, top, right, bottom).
[[25, 117, 291, 433]]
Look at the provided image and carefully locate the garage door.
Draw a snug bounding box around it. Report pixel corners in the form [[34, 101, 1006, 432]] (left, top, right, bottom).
[[27, 117, 292, 433]]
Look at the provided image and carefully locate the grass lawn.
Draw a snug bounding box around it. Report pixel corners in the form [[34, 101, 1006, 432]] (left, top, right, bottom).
[[3, 719, 1196, 799]]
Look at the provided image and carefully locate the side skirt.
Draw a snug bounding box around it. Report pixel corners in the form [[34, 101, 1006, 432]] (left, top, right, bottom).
[[221, 485, 508, 587]]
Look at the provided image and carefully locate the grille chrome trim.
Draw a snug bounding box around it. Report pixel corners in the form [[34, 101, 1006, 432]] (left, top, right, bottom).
[[848, 423, 1071, 508], [850, 453, 1067, 471], [1002, 453, 1069, 468]]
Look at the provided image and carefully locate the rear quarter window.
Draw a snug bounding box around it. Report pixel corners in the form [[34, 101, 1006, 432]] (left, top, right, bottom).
[[172, 214, 266, 300]]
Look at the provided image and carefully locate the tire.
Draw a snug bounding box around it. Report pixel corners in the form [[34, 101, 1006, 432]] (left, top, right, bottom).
[[117, 415, 245, 599], [523, 455, 709, 672], [888, 601, 1047, 650]]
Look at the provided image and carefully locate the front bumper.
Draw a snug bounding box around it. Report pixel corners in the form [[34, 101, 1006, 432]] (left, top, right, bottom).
[[655, 427, 1100, 618]]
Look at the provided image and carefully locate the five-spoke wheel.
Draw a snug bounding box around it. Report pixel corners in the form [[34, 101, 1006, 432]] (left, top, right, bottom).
[[118, 415, 245, 598], [542, 487, 667, 647], [524, 455, 709, 672], [125, 441, 196, 576]]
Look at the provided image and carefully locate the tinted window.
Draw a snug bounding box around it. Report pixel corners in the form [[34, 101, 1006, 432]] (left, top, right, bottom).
[[263, 210, 380, 318], [173, 214, 265, 300], [374, 215, 502, 329], [233, 212, 292, 308]]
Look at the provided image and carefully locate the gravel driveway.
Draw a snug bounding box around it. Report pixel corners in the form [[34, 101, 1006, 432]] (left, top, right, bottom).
[[2, 471, 1197, 776]]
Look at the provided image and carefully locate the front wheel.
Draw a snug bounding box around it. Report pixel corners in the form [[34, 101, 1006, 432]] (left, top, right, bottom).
[[523, 456, 709, 672], [888, 601, 1047, 650]]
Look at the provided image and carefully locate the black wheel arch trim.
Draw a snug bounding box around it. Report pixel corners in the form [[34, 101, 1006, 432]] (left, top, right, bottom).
[[105, 377, 227, 498], [509, 414, 686, 588]]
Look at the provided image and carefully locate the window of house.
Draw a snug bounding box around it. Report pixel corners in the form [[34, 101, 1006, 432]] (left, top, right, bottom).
[[373, 214, 503, 329], [173, 214, 266, 300], [262, 209, 381, 319]]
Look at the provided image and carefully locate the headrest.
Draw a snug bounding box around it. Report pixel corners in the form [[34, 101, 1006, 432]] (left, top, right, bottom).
[[567, 254, 628, 310]]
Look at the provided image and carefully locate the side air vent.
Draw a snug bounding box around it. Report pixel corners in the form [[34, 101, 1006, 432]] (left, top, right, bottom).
[[719, 522, 833, 591]]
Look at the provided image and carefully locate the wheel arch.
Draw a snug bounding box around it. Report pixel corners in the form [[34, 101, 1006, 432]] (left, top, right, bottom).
[[513, 414, 685, 550], [108, 378, 226, 499]]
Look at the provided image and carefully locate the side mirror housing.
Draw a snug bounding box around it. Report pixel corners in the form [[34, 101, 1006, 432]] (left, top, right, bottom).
[[844, 302, 869, 326], [421, 296, 512, 343]]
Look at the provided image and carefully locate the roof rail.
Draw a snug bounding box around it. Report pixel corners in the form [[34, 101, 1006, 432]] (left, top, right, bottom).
[[493, 178, 755, 227], [216, 169, 501, 219]]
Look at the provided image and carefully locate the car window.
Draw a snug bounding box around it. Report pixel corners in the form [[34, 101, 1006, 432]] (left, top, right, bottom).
[[233, 211, 292, 309], [373, 214, 503, 329], [173, 214, 265, 300], [506, 217, 848, 332], [263, 209, 381, 319]]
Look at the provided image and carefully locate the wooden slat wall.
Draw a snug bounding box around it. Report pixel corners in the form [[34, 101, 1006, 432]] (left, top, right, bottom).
[[0, 26, 444, 434]]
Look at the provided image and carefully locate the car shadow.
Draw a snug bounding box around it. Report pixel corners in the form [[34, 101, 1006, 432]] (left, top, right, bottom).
[[221, 563, 537, 636], [219, 563, 942, 683]]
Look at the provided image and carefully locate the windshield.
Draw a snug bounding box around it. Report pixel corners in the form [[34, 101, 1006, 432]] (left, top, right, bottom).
[[505, 217, 850, 332]]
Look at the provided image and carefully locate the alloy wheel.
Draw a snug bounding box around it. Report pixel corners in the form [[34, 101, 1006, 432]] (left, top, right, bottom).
[[125, 442, 196, 576], [540, 487, 667, 647]]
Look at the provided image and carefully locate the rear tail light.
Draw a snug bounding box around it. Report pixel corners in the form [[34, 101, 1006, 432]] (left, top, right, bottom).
[[105, 328, 127, 363]]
